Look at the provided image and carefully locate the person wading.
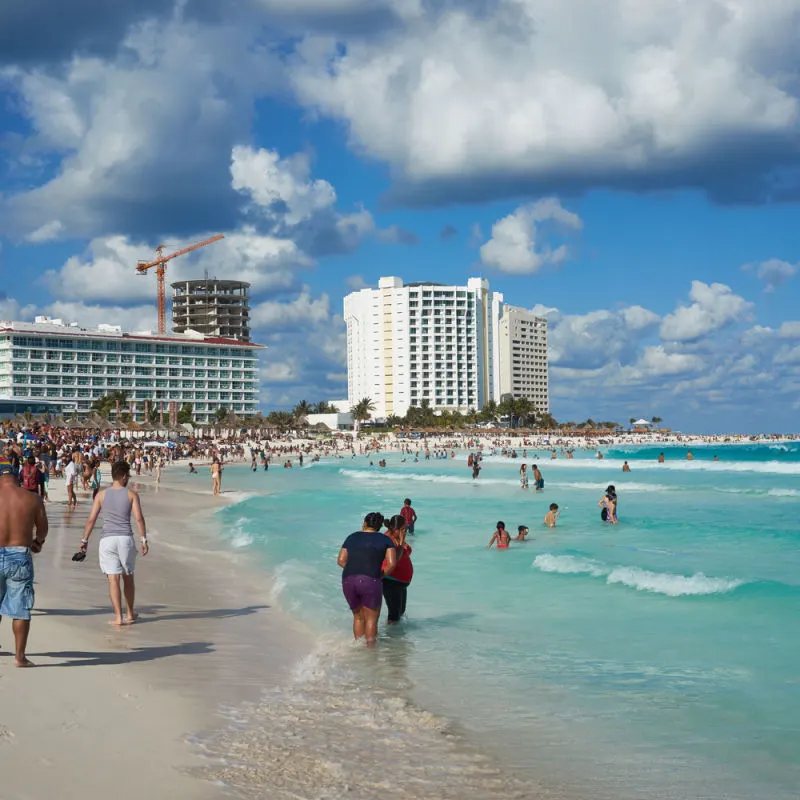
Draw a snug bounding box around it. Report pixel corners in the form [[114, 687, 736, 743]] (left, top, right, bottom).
[[80, 461, 149, 626], [0, 455, 48, 667]]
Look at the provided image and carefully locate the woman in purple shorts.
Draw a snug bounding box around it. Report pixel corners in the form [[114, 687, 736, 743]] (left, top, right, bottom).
[[337, 512, 397, 646]]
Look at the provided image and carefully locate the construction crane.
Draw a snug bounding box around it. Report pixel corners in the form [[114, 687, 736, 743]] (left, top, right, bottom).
[[136, 234, 225, 334]]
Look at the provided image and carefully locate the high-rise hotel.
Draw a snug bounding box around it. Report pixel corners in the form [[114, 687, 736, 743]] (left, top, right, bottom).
[[344, 277, 548, 419], [0, 317, 262, 424]]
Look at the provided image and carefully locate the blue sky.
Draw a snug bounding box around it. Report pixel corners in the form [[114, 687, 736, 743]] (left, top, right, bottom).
[[1, 0, 799, 432]]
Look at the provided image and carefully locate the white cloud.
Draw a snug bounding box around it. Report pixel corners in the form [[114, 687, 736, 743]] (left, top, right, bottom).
[[26, 220, 65, 243], [250, 290, 330, 330], [479, 198, 582, 274], [549, 305, 658, 370], [742, 258, 798, 291], [231, 145, 336, 226], [779, 321, 800, 339], [660, 281, 753, 342], [43, 229, 310, 303], [287, 0, 800, 201], [346, 275, 368, 290], [259, 361, 301, 384], [2, 18, 270, 239], [635, 346, 704, 376], [38, 301, 156, 331]]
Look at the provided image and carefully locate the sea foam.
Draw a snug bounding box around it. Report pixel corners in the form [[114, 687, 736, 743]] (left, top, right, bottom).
[[533, 554, 745, 596]]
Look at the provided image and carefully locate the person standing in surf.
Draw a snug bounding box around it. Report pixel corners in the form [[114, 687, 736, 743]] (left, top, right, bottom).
[[532, 464, 544, 492], [599, 485, 618, 524], [338, 512, 397, 646], [383, 515, 413, 624]]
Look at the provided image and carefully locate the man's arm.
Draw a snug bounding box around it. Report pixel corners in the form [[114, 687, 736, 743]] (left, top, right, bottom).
[[131, 492, 149, 554], [31, 500, 49, 552], [81, 492, 103, 549]]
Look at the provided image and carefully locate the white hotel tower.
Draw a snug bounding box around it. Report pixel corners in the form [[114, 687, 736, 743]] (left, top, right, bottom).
[[344, 276, 549, 419]]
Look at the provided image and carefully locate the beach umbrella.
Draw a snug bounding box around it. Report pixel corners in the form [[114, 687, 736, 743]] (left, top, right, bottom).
[[632, 418, 651, 426]]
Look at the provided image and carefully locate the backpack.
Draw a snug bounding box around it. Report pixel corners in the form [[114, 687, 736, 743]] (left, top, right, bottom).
[[22, 464, 39, 491]]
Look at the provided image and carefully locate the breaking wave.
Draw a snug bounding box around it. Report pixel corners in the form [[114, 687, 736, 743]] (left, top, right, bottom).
[[532, 554, 745, 597]]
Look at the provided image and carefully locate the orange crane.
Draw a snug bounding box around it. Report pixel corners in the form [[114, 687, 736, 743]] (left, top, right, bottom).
[[136, 234, 224, 333]]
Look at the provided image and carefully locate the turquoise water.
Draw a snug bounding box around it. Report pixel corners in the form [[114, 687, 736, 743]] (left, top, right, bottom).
[[212, 447, 800, 799]]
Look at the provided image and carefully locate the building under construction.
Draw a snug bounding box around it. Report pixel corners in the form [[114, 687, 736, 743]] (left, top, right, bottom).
[[171, 279, 251, 342]]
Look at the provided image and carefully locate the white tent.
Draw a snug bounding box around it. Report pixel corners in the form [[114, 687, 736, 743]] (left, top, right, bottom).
[[632, 419, 651, 426]]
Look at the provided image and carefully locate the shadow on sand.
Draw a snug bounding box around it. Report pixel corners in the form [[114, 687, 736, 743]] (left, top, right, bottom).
[[36, 604, 269, 623], [32, 641, 215, 667]]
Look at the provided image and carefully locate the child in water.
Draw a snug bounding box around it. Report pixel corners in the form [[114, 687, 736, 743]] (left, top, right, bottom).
[[515, 525, 530, 541], [487, 522, 511, 549], [543, 504, 560, 528]]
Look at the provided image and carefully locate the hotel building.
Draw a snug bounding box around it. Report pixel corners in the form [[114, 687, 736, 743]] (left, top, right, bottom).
[[497, 305, 550, 413], [344, 277, 507, 419], [344, 277, 549, 419], [0, 317, 263, 424]]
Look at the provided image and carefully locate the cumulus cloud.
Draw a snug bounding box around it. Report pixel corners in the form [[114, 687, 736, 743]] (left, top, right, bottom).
[[287, 0, 800, 204], [2, 17, 270, 239], [548, 305, 659, 370], [660, 281, 753, 342], [232, 145, 377, 256], [479, 198, 582, 274], [250, 289, 330, 330], [42, 229, 310, 303], [742, 258, 799, 291]]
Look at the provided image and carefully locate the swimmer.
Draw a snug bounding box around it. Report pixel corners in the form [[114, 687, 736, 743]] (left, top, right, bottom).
[[514, 525, 529, 541], [543, 503, 560, 528], [622, 461, 631, 472], [687, 451, 694, 461], [713, 455, 719, 462], [487, 521, 510, 549], [658, 452, 665, 463], [188, 462, 197, 473]]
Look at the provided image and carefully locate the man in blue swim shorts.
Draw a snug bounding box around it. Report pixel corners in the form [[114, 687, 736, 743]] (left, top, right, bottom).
[[0, 456, 49, 667]]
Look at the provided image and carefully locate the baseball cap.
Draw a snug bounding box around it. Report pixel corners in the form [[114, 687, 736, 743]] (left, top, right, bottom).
[[0, 456, 13, 476]]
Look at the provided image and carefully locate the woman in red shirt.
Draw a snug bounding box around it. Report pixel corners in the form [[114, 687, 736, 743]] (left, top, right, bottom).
[[383, 515, 414, 624]]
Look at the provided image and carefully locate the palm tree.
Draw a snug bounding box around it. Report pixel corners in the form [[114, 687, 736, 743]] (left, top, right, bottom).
[[629, 417, 637, 425], [651, 416, 663, 425], [294, 400, 312, 418], [350, 397, 375, 436], [311, 401, 338, 414]]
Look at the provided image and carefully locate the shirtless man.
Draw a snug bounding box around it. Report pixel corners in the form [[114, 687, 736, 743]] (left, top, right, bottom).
[[0, 456, 48, 667]]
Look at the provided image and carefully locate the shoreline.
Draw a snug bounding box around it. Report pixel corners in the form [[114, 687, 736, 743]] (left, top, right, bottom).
[[0, 473, 312, 800]]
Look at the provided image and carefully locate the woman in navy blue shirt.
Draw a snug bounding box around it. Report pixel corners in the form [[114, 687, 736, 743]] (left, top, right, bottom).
[[338, 512, 397, 645]]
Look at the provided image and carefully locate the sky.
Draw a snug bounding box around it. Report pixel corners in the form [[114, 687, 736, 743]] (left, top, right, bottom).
[[1, 0, 799, 433]]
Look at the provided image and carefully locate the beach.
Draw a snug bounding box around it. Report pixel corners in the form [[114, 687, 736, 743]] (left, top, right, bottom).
[[0, 474, 310, 800], [2, 438, 799, 800]]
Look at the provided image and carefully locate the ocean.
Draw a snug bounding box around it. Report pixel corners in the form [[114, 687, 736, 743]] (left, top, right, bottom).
[[196, 444, 800, 799]]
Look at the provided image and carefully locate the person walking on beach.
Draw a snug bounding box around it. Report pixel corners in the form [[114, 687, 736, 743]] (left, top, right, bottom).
[[211, 457, 222, 495], [0, 455, 48, 667], [79, 461, 148, 626], [337, 512, 397, 646], [383, 515, 413, 625], [64, 451, 78, 507]]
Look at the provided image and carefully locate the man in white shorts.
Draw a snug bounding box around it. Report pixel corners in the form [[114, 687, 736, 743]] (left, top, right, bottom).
[[79, 461, 148, 626]]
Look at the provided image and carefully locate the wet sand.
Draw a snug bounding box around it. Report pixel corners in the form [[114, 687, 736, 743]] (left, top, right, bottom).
[[0, 471, 311, 800]]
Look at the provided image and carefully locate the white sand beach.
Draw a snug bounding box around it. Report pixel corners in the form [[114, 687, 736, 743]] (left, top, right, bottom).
[[0, 475, 311, 800]]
